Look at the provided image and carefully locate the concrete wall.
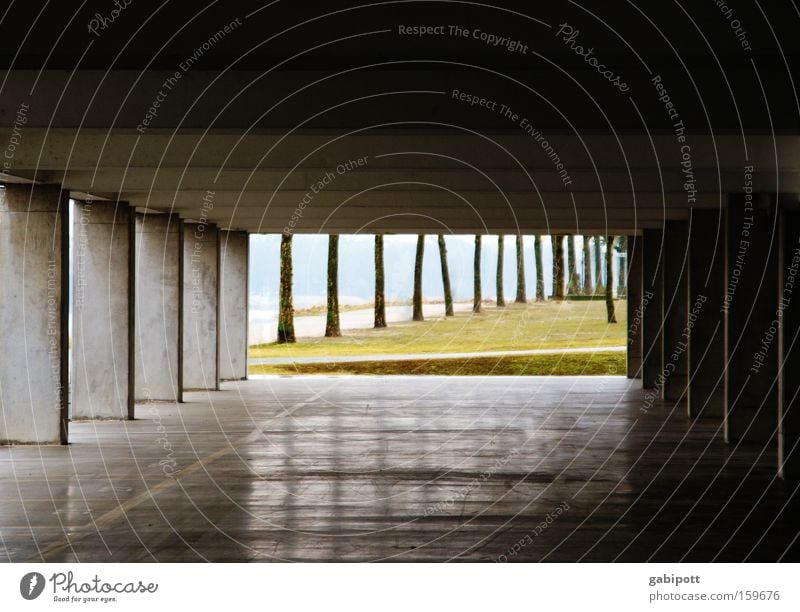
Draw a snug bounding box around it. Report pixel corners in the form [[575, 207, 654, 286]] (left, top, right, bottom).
[[183, 222, 219, 390], [662, 221, 689, 401], [724, 193, 778, 443], [72, 201, 134, 419], [0, 184, 68, 443], [135, 213, 183, 402], [626, 235, 643, 378], [687, 208, 726, 418], [219, 230, 248, 381], [779, 201, 800, 479], [641, 229, 664, 390]]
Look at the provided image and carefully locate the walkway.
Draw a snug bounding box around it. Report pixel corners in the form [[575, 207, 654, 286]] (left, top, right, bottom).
[[1, 377, 796, 561], [249, 345, 626, 366]]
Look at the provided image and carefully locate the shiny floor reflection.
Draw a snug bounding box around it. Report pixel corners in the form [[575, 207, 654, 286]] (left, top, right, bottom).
[[1, 376, 798, 562]]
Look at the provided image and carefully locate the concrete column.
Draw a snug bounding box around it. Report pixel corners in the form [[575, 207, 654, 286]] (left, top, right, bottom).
[[724, 192, 778, 443], [72, 201, 135, 420], [135, 213, 183, 403], [219, 230, 249, 381], [182, 222, 219, 391], [626, 235, 643, 379], [778, 199, 800, 479], [661, 221, 689, 401], [687, 208, 726, 418], [641, 228, 664, 390], [0, 184, 68, 444]]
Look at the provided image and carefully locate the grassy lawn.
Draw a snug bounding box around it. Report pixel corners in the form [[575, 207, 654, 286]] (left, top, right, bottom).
[[249, 300, 627, 359], [249, 350, 625, 376]]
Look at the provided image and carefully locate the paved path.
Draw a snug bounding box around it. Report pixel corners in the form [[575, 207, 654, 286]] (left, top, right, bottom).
[[250, 345, 626, 366]]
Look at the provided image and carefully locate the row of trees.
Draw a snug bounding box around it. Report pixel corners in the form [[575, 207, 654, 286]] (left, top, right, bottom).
[[276, 234, 623, 344]]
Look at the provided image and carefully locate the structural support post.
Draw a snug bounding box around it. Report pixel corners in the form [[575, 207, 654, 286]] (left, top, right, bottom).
[[687, 208, 726, 418], [182, 222, 220, 391], [73, 200, 135, 419], [778, 198, 800, 479], [641, 228, 664, 390], [135, 213, 183, 403], [626, 235, 643, 379], [724, 192, 778, 443], [219, 230, 249, 381], [662, 221, 689, 401], [0, 184, 68, 444]]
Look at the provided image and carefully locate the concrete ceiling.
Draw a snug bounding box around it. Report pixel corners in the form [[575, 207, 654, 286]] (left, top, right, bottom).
[[0, 2, 797, 234]]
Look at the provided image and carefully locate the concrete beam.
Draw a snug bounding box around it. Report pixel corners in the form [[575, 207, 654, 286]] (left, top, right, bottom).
[[72, 201, 135, 420], [724, 193, 778, 443], [219, 231, 248, 381], [626, 235, 643, 379], [662, 221, 689, 401], [182, 222, 220, 391], [687, 208, 726, 418], [0, 184, 68, 444], [135, 213, 183, 403], [641, 229, 664, 391]]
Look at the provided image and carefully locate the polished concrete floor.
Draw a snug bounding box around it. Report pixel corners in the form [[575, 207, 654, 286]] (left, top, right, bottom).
[[1, 376, 798, 562]]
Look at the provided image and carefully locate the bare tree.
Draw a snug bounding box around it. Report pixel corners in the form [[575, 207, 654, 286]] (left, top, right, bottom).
[[438, 234, 454, 316], [606, 235, 617, 323], [496, 235, 505, 307], [413, 234, 425, 321], [582, 235, 593, 295], [616, 235, 628, 298], [515, 234, 527, 303], [567, 235, 580, 295], [553, 234, 565, 300], [277, 233, 295, 343], [374, 234, 386, 328], [473, 235, 482, 313], [594, 235, 604, 293], [534, 234, 545, 301], [325, 234, 341, 337]]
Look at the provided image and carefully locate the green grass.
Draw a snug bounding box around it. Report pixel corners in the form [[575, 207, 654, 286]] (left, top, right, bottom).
[[249, 300, 627, 359], [249, 350, 625, 376]]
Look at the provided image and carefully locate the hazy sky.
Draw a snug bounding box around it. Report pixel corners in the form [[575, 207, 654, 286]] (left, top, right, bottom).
[[249, 234, 620, 309]]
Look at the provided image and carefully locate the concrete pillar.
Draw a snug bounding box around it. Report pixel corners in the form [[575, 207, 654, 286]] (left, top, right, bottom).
[[219, 230, 249, 381], [778, 199, 800, 479], [72, 201, 135, 420], [626, 235, 643, 378], [0, 184, 68, 444], [662, 221, 689, 401], [182, 222, 219, 391], [135, 213, 183, 403], [687, 208, 726, 418], [724, 193, 778, 443], [641, 228, 664, 390]]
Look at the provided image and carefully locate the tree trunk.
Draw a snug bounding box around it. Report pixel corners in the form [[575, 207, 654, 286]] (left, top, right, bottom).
[[325, 234, 341, 337], [437, 234, 454, 316], [277, 233, 296, 343], [554, 235, 565, 300], [582, 235, 593, 295], [374, 234, 386, 328], [606, 235, 617, 323], [496, 235, 505, 307], [515, 234, 527, 303], [617, 235, 628, 298], [473, 235, 482, 313], [534, 234, 545, 301], [567, 235, 580, 295], [412, 234, 425, 321], [595, 235, 603, 293]]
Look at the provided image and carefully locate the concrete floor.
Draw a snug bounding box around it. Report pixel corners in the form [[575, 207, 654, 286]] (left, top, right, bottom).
[[1, 376, 798, 562]]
